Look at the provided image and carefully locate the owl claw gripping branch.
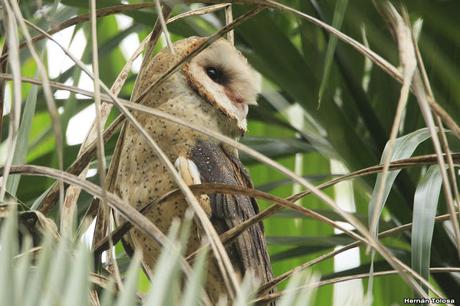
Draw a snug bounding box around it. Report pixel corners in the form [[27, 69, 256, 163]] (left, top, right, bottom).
[[113, 37, 274, 304]]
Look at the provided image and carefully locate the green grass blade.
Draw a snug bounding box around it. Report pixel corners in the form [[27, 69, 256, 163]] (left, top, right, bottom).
[[62, 242, 91, 306], [15, 236, 32, 304], [180, 247, 208, 306], [115, 253, 141, 306], [145, 221, 182, 306], [39, 237, 71, 306], [368, 128, 433, 233], [278, 271, 304, 306], [233, 274, 256, 306], [100, 279, 115, 306], [292, 272, 318, 306], [5, 81, 39, 196], [24, 234, 54, 306], [411, 165, 442, 287], [317, 0, 349, 106], [0, 207, 18, 306]]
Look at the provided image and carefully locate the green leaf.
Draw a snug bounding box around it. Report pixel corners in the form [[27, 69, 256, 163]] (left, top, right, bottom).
[[318, 0, 349, 106], [6, 82, 39, 196], [411, 165, 442, 287], [180, 247, 208, 306], [368, 128, 433, 233]]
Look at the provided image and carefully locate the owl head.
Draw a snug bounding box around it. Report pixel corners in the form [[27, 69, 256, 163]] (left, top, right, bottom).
[[138, 37, 261, 133], [182, 38, 261, 132]]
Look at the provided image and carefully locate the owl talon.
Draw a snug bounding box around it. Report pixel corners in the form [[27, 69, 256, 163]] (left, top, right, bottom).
[[174, 156, 212, 217], [174, 156, 202, 185]]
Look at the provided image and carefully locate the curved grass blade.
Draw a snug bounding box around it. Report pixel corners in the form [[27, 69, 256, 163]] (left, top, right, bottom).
[[369, 2, 418, 238], [368, 128, 433, 235], [318, 0, 349, 106], [366, 126, 432, 301], [411, 165, 443, 290], [0, 0, 21, 202], [233, 273, 257, 306], [0, 206, 18, 306], [38, 236, 71, 306], [100, 280, 115, 306], [115, 253, 141, 306], [6, 80, 39, 196], [24, 234, 54, 306], [144, 221, 182, 306], [180, 247, 209, 306], [14, 236, 32, 304], [62, 242, 91, 306]]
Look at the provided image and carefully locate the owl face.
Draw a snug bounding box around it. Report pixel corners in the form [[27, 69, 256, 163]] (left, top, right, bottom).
[[183, 38, 261, 132]]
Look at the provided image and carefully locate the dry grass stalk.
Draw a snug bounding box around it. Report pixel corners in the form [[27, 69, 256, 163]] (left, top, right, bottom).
[[154, 0, 175, 54], [0, 0, 21, 202], [7, 0, 65, 207], [369, 2, 417, 239], [225, 4, 235, 44]]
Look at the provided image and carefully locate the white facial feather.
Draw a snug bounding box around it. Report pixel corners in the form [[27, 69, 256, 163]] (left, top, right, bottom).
[[183, 39, 261, 132]]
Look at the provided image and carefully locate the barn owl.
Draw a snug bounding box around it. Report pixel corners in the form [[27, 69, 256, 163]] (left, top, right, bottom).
[[113, 37, 273, 303]]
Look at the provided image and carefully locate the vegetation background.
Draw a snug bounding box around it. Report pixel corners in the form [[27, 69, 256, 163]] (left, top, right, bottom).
[[1, 0, 460, 305]]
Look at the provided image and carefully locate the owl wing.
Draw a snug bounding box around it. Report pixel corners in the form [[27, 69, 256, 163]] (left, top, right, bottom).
[[189, 140, 273, 285]]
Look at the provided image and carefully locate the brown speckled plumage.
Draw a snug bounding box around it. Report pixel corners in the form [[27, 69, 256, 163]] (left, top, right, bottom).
[[113, 37, 274, 303]]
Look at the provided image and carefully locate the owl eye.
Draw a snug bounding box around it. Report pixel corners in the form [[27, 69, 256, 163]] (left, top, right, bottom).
[[205, 66, 226, 85]]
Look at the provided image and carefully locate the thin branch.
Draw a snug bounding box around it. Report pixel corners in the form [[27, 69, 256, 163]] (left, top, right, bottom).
[[168, 3, 231, 24], [89, 0, 108, 230], [154, 0, 175, 54], [225, 4, 234, 44], [0, 34, 8, 142]]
